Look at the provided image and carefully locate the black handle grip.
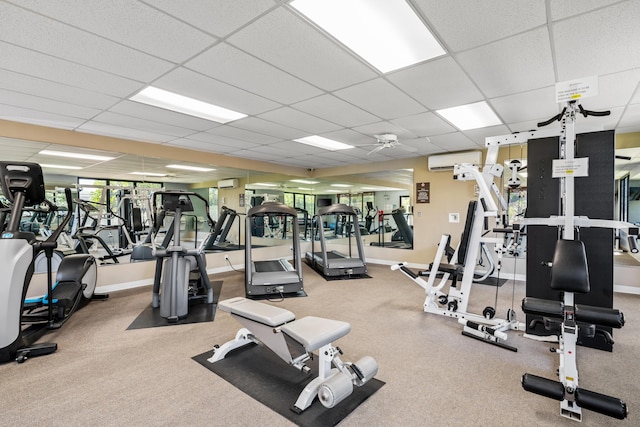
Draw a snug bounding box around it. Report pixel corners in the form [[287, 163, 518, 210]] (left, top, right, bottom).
[[537, 107, 566, 127], [578, 104, 610, 117]]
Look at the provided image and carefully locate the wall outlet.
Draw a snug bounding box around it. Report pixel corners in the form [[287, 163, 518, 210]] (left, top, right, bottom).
[[449, 213, 460, 223], [224, 255, 229, 261]]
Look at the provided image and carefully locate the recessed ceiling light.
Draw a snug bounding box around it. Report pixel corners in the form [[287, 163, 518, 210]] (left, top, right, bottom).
[[330, 184, 351, 187], [253, 183, 278, 187], [361, 187, 379, 190], [40, 164, 83, 170], [130, 86, 247, 124], [166, 164, 215, 172], [130, 171, 167, 177], [298, 187, 312, 191], [290, 179, 319, 184], [325, 189, 341, 193], [290, 0, 445, 73], [436, 101, 502, 131], [40, 149, 115, 161], [294, 135, 354, 151]]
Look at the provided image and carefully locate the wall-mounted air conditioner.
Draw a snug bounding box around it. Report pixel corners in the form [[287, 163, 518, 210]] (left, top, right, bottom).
[[218, 178, 239, 189], [428, 151, 482, 171]]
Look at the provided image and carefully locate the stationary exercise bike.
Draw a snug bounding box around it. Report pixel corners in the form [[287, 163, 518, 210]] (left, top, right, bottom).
[[0, 161, 104, 364]]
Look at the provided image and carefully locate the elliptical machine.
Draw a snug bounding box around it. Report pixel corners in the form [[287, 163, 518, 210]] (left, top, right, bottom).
[[151, 191, 214, 322], [0, 162, 104, 364]]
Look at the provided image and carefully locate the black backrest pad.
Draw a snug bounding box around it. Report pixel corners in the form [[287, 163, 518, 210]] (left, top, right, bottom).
[[550, 239, 590, 293], [457, 200, 477, 265], [0, 162, 46, 205]]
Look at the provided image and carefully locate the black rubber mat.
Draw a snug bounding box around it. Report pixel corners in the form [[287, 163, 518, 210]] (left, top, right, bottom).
[[127, 280, 223, 330], [247, 290, 307, 301], [474, 276, 508, 287], [322, 273, 372, 282], [193, 344, 384, 427]]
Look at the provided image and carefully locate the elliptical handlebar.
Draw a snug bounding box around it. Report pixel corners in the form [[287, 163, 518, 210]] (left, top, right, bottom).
[[43, 187, 74, 245]]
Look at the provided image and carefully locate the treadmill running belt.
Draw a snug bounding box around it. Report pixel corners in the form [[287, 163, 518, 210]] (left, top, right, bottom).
[[254, 260, 286, 272]]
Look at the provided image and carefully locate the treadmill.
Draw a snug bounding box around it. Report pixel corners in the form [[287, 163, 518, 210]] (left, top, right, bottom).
[[306, 204, 367, 277], [203, 206, 242, 251], [245, 202, 304, 297], [370, 208, 413, 249]]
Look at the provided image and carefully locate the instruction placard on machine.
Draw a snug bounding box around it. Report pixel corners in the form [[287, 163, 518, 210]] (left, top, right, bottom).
[[552, 157, 589, 178], [555, 76, 598, 103]]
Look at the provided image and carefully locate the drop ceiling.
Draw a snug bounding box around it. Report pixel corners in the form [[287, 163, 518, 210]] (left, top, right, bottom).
[[0, 0, 639, 181]]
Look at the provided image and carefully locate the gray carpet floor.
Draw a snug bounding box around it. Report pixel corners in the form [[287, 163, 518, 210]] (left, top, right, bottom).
[[1, 263, 639, 426]]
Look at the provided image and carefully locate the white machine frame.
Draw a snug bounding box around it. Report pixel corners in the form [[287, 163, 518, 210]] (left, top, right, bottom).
[[500, 99, 635, 421]]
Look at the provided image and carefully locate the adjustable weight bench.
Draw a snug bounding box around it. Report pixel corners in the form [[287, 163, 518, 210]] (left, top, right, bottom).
[[521, 239, 627, 421], [208, 297, 378, 413]]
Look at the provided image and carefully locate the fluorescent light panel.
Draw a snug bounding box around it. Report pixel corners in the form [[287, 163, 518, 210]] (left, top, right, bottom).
[[290, 179, 319, 184], [166, 164, 215, 172], [294, 135, 354, 151], [298, 187, 312, 191], [290, 0, 445, 73], [130, 171, 167, 177], [253, 183, 278, 187], [436, 101, 502, 131], [330, 184, 351, 187], [40, 164, 83, 170], [130, 86, 247, 124], [40, 150, 115, 161]]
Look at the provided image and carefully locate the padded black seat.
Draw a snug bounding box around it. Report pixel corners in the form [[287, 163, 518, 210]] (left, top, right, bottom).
[[550, 239, 590, 293]]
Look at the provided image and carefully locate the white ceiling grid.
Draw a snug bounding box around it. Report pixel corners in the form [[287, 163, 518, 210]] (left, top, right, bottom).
[[0, 0, 638, 181]]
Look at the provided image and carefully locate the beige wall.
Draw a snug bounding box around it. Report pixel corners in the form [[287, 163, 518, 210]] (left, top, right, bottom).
[[7, 120, 639, 290]]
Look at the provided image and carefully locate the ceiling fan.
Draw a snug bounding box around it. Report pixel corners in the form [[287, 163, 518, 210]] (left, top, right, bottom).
[[364, 133, 416, 156]]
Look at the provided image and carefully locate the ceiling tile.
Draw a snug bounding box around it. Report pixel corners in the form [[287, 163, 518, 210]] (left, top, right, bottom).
[[229, 117, 306, 140], [145, 0, 275, 38], [292, 94, 379, 128], [335, 78, 426, 119], [0, 2, 173, 81], [0, 69, 119, 110], [549, 0, 623, 21], [77, 121, 176, 143], [618, 104, 640, 128], [108, 100, 218, 132], [429, 132, 477, 152], [587, 70, 640, 111], [0, 89, 101, 119], [0, 42, 142, 97], [553, 2, 640, 80], [414, 0, 547, 52], [12, 0, 217, 63], [90, 111, 196, 137], [387, 57, 483, 110], [167, 138, 238, 154], [183, 132, 261, 150], [185, 43, 322, 105], [205, 126, 280, 145], [257, 107, 342, 134], [228, 7, 377, 91], [390, 112, 456, 137], [0, 104, 87, 129], [457, 27, 555, 98], [153, 67, 280, 116], [490, 86, 559, 124]]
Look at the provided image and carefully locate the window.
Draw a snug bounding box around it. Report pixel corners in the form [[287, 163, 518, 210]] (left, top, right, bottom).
[[208, 187, 218, 220], [507, 188, 527, 225]]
